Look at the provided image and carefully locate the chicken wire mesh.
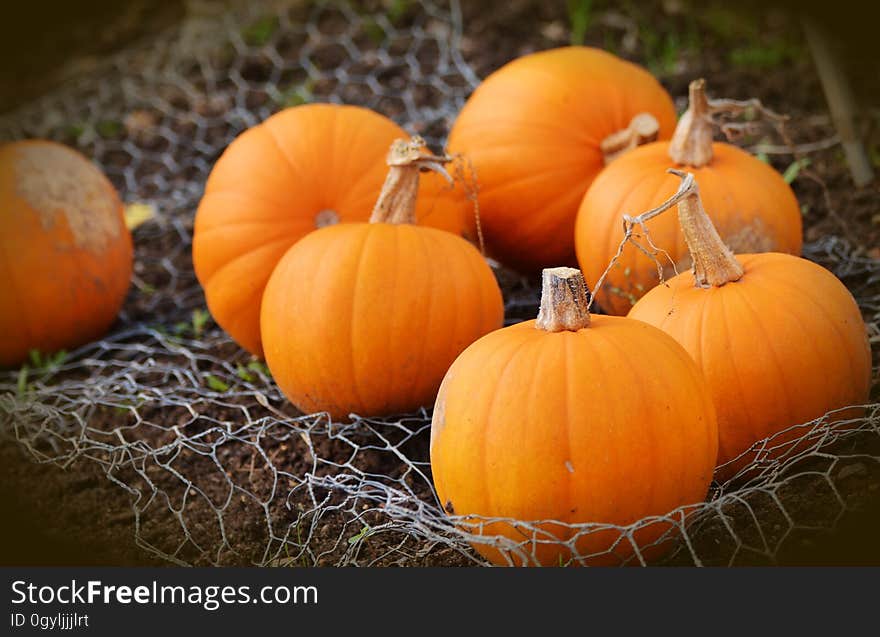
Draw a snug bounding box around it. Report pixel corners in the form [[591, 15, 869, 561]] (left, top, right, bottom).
[[0, 0, 878, 566]]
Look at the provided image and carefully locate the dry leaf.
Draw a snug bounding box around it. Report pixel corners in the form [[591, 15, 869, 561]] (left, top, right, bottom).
[[124, 202, 156, 230]]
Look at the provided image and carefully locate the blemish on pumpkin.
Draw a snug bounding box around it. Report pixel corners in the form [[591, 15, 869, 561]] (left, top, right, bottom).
[[723, 218, 777, 254], [315, 208, 339, 228], [430, 391, 447, 447], [653, 218, 776, 285], [444, 500, 455, 514], [565, 460, 574, 473], [14, 144, 120, 254]]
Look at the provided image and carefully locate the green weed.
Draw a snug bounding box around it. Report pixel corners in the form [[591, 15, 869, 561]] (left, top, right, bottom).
[[728, 42, 791, 70], [869, 144, 880, 168], [702, 6, 757, 41], [95, 120, 122, 138], [782, 157, 811, 184], [236, 365, 255, 383], [247, 360, 273, 379], [278, 79, 316, 109], [65, 123, 86, 139], [348, 525, 371, 545], [173, 309, 212, 338], [206, 375, 230, 392], [242, 15, 279, 46], [362, 17, 386, 44], [567, 0, 592, 46], [641, 29, 682, 78], [15, 349, 68, 396], [191, 309, 210, 338], [28, 349, 68, 370], [387, 0, 412, 26], [16, 365, 28, 397]]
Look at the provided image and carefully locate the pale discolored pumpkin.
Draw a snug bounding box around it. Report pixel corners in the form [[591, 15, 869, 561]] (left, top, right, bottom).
[[0, 140, 133, 366]]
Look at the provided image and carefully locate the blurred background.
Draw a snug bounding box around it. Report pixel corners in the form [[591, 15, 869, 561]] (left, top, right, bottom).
[[1, 0, 877, 113]]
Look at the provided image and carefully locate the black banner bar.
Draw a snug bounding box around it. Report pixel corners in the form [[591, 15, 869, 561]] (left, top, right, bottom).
[[1, 567, 876, 634]]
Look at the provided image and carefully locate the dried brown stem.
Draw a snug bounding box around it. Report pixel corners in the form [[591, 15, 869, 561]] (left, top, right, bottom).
[[624, 170, 743, 287], [601, 113, 660, 164], [669, 78, 790, 167], [369, 136, 453, 225], [536, 267, 591, 332]]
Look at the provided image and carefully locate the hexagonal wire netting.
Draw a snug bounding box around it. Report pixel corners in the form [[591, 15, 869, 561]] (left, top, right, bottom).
[[0, 0, 878, 566]]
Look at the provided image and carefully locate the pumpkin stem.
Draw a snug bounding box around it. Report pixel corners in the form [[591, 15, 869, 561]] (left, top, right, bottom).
[[369, 136, 453, 225], [536, 267, 591, 332], [668, 79, 790, 167], [675, 175, 744, 287], [668, 79, 715, 167], [601, 113, 660, 164], [628, 170, 743, 287]]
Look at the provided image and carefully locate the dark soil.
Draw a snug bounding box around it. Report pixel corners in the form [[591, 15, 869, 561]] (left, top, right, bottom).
[[0, 1, 185, 114], [1, 0, 878, 567], [0, 442, 166, 566]]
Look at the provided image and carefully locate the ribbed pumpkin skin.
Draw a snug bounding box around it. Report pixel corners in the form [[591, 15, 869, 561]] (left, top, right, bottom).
[[0, 140, 133, 367], [194, 103, 473, 357], [628, 253, 871, 475], [261, 223, 503, 420], [447, 47, 676, 274], [430, 315, 718, 566], [575, 143, 802, 315]]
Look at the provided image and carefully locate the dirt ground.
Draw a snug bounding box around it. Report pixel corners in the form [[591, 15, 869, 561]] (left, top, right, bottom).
[[0, 0, 878, 566]]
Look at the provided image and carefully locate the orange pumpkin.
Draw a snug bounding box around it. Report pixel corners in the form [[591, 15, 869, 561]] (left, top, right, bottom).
[[430, 266, 718, 566], [193, 103, 474, 357], [575, 79, 803, 315], [260, 138, 503, 421], [0, 140, 133, 367], [447, 46, 677, 273], [627, 171, 871, 478]]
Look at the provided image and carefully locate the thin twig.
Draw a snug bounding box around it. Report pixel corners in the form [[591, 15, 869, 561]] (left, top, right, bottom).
[[748, 136, 840, 155], [710, 89, 856, 243], [451, 152, 486, 256], [587, 170, 695, 311]]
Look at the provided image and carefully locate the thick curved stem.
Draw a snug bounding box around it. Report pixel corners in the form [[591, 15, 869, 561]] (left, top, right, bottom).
[[369, 136, 453, 225], [628, 170, 743, 287], [536, 267, 591, 332], [601, 113, 660, 164], [676, 183, 744, 287]]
